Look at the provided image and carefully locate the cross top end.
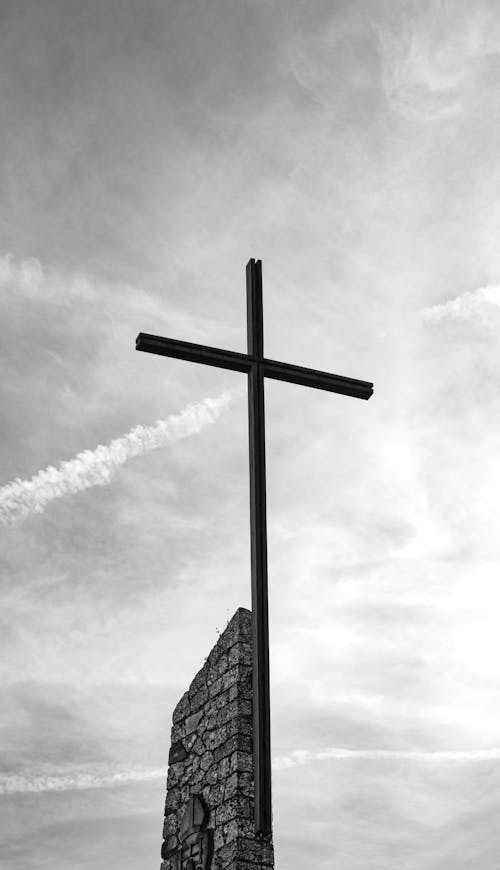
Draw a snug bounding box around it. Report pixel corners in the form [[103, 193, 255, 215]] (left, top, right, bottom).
[[246, 258, 263, 359]]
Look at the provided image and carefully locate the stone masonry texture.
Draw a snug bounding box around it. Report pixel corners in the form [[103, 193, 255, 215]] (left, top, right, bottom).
[[160, 607, 274, 870]]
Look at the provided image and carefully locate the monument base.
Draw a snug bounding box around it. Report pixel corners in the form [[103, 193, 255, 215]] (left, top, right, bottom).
[[161, 607, 274, 870]]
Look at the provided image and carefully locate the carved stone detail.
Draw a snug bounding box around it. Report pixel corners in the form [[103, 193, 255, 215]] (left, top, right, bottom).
[[162, 795, 212, 870]]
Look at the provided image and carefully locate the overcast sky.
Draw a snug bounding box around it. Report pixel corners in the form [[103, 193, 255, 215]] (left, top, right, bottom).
[[2, 1, 500, 868]]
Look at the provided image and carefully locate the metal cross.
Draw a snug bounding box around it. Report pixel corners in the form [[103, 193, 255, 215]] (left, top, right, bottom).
[[136, 259, 373, 837]]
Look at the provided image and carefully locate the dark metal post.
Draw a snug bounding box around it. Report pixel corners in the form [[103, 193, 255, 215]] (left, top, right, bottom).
[[246, 259, 272, 837]]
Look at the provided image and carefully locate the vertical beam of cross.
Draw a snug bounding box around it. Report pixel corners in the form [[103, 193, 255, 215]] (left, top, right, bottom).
[[246, 259, 272, 836]]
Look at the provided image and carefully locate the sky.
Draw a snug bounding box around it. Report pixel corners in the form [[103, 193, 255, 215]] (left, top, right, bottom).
[[1, 0, 500, 867]]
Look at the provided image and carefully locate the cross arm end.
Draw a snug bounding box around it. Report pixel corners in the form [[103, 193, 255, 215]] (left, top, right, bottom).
[[263, 357, 373, 400]]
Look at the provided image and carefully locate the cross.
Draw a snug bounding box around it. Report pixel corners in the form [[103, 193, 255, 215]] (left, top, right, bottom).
[[136, 259, 373, 837]]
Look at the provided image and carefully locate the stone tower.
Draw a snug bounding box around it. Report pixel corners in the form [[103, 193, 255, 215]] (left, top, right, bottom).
[[160, 607, 274, 870]]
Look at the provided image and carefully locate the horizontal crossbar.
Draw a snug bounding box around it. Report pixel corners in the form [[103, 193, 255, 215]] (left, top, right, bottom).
[[136, 333, 373, 400]]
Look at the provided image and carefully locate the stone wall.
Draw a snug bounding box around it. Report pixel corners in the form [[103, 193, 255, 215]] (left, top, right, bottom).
[[160, 607, 274, 870]]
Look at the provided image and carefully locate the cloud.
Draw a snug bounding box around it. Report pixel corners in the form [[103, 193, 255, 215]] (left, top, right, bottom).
[[376, 3, 499, 121], [0, 254, 47, 296], [274, 746, 500, 770], [0, 391, 241, 525], [422, 284, 500, 323]]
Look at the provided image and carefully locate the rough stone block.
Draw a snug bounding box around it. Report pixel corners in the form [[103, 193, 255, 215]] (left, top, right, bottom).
[[185, 709, 204, 735], [229, 752, 253, 775], [168, 741, 187, 764], [217, 654, 229, 677], [170, 720, 185, 744], [172, 692, 190, 725], [162, 813, 177, 840], [193, 736, 205, 756], [208, 674, 224, 697], [189, 767, 204, 788], [237, 837, 274, 865], [166, 761, 185, 789], [184, 732, 198, 752], [217, 795, 252, 826], [213, 735, 241, 763], [204, 724, 229, 751], [190, 684, 209, 712], [228, 642, 251, 668], [200, 750, 214, 772], [221, 666, 239, 691], [224, 770, 254, 801], [210, 781, 225, 807], [165, 786, 181, 812], [188, 668, 206, 698], [214, 689, 230, 710]]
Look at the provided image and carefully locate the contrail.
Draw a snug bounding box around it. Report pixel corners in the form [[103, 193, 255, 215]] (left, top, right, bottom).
[[0, 766, 166, 795], [0, 390, 241, 525], [273, 747, 500, 769], [5, 745, 500, 794]]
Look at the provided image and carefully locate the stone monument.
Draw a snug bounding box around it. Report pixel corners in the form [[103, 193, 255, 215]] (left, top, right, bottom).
[[160, 607, 275, 870]]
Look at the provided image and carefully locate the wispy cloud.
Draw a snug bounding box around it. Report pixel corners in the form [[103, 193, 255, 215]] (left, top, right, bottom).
[[376, 5, 495, 121], [0, 391, 241, 525], [422, 285, 500, 323], [0, 254, 46, 296], [274, 747, 500, 770]]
